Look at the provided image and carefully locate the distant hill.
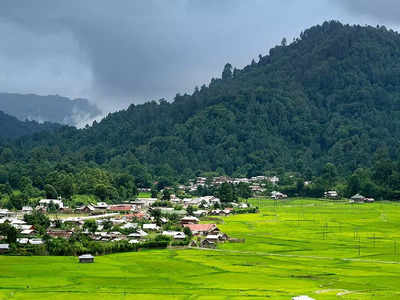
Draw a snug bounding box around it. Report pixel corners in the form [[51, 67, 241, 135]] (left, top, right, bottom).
[[0, 110, 61, 139], [0, 93, 101, 127]]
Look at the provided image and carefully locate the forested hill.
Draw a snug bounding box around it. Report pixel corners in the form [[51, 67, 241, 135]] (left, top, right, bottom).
[[5, 21, 400, 180], [0, 110, 61, 140]]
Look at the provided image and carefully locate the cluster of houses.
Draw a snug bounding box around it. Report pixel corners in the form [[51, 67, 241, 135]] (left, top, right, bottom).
[[0, 208, 228, 251], [182, 175, 279, 194], [0, 191, 243, 253], [324, 191, 375, 203], [0, 213, 45, 247], [75, 219, 228, 262]]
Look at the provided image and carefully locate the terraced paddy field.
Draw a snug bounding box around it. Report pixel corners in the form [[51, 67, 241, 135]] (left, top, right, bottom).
[[2, 198, 400, 299]]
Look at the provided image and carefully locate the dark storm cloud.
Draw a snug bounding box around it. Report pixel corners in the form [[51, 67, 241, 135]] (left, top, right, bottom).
[[0, 0, 398, 111], [335, 0, 400, 24]]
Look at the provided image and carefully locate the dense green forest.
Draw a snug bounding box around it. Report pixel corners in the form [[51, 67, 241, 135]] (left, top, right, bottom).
[[1, 21, 400, 204], [0, 110, 60, 140]]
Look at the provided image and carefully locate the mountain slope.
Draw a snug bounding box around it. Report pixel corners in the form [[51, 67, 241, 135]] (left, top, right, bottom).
[[0, 93, 101, 127], [9, 21, 400, 178], [0, 110, 61, 140]]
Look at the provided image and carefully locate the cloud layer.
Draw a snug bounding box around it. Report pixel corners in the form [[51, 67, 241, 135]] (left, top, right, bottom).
[[0, 0, 397, 111]]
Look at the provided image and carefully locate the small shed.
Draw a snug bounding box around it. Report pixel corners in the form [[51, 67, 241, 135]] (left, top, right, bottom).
[[351, 193, 366, 203], [0, 244, 9, 254], [201, 239, 216, 249], [79, 254, 94, 263]]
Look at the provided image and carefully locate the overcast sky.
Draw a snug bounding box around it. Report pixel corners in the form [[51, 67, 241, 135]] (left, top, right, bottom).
[[0, 0, 399, 112]]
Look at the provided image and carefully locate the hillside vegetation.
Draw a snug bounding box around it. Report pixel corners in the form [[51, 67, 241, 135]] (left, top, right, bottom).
[[1, 21, 400, 202], [0, 110, 60, 140]]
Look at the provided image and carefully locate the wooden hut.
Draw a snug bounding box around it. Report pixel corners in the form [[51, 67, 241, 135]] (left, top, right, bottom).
[[79, 254, 94, 263]]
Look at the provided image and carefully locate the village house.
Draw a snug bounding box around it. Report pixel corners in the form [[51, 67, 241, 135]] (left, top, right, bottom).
[[93, 232, 111, 241], [350, 194, 366, 203], [0, 209, 13, 217], [250, 175, 268, 182], [94, 202, 109, 210], [120, 222, 138, 230], [75, 204, 96, 214], [204, 232, 228, 242], [0, 244, 10, 254], [125, 212, 147, 220], [183, 224, 220, 236], [193, 210, 208, 217], [128, 229, 148, 239], [21, 206, 33, 214], [271, 191, 287, 199], [17, 238, 29, 245], [29, 238, 44, 245], [268, 176, 280, 185], [210, 209, 222, 216], [222, 208, 233, 216], [251, 185, 265, 193], [108, 204, 134, 213], [79, 254, 94, 263], [21, 228, 36, 236], [200, 239, 216, 249], [131, 200, 146, 209], [10, 219, 27, 227], [180, 216, 200, 225], [324, 191, 339, 199], [204, 234, 219, 242], [143, 223, 160, 231], [15, 224, 34, 231], [39, 198, 64, 210], [47, 229, 73, 239], [170, 197, 181, 205], [162, 231, 186, 240], [136, 198, 158, 207], [173, 232, 186, 240], [109, 218, 125, 226]]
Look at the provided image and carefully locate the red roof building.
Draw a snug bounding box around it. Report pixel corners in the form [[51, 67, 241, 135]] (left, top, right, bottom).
[[47, 229, 73, 239], [125, 212, 147, 220], [183, 223, 219, 235], [108, 205, 133, 212]]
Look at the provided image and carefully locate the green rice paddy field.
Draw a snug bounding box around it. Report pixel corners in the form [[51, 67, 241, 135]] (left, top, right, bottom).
[[2, 198, 400, 299]]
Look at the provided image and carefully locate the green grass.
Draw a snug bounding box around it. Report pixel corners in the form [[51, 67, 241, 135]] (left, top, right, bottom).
[[71, 194, 98, 205], [2, 198, 400, 299], [138, 192, 152, 198]]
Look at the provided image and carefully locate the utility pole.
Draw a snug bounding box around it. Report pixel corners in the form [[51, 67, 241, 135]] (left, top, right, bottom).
[[372, 233, 376, 248], [325, 223, 328, 240]]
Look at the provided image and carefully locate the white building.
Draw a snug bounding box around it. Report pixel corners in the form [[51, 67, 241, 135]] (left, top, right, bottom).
[[271, 191, 287, 199], [143, 224, 159, 231], [39, 199, 64, 209]]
